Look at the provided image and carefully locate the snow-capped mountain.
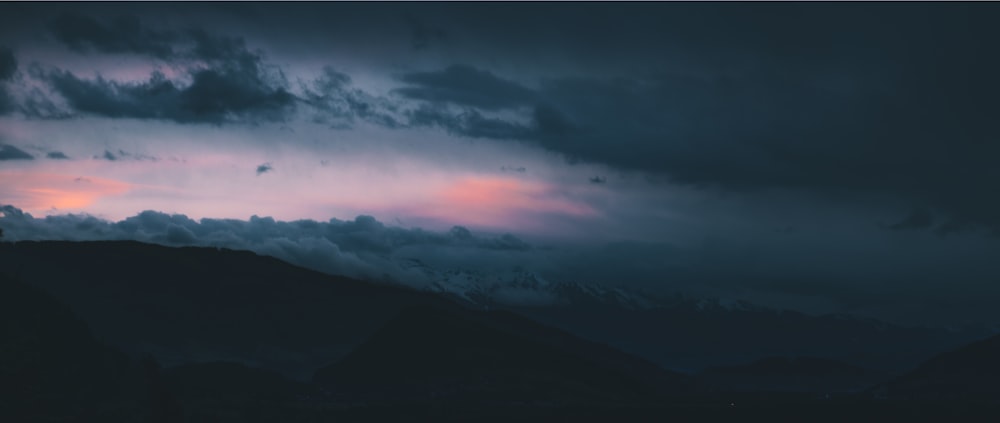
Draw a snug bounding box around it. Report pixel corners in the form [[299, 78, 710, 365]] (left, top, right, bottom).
[[401, 260, 657, 310], [399, 258, 771, 314]]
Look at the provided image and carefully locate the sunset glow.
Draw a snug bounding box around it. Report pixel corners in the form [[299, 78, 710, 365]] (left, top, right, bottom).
[[0, 172, 131, 214]]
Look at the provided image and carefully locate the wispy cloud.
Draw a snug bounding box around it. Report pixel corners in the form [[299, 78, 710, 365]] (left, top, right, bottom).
[[0, 144, 33, 160], [255, 162, 272, 175]]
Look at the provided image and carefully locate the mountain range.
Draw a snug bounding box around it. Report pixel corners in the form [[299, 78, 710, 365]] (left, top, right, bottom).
[[3, 240, 1000, 420]]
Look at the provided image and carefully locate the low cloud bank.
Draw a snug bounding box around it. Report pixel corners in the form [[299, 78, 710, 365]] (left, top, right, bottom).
[[0, 205, 533, 288]]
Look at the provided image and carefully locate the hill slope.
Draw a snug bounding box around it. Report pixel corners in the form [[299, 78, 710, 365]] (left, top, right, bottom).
[[314, 306, 689, 403], [0, 240, 456, 379], [698, 356, 886, 393], [885, 333, 1000, 400]]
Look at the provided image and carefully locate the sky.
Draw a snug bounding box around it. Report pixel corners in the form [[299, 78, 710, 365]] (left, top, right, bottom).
[[1, 3, 999, 327]]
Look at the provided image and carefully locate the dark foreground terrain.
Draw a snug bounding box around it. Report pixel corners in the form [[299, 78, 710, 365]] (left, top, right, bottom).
[[2, 241, 999, 421]]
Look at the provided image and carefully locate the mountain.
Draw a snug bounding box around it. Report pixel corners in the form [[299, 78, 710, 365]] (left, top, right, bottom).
[[4, 240, 999, 419], [0, 241, 685, 392], [0, 272, 180, 422], [1, 240, 977, 381], [413, 267, 977, 374], [0, 240, 457, 380], [163, 361, 312, 403], [883, 333, 1000, 400], [501, 285, 973, 374], [314, 306, 689, 404], [698, 356, 887, 393]]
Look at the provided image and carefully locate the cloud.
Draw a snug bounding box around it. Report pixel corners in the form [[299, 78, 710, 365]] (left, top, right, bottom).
[[47, 12, 275, 65], [46, 151, 70, 160], [888, 208, 934, 231], [3, 202, 1000, 325], [35, 13, 296, 124], [255, 162, 272, 175], [0, 46, 15, 81], [406, 104, 530, 140], [589, 176, 606, 184], [300, 66, 403, 129], [38, 65, 294, 124], [16, 85, 73, 119], [405, 15, 447, 50], [48, 12, 179, 59], [0, 145, 34, 160], [0, 205, 536, 286], [386, 59, 1000, 233], [394, 64, 536, 110], [500, 166, 526, 173], [0, 87, 12, 115], [97, 149, 158, 162], [98, 150, 117, 161], [0, 46, 15, 115]]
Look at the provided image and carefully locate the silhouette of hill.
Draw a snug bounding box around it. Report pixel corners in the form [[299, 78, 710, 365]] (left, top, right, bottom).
[[4, 241, 1000, 420], [884, 333, 1000, 400], [1, 239, 974, 384], [160, 361, 319, 422], [0, 272, 181, 422], [0, 241, 687, 399], [698, 356, 887, 393], [416, 268, 978, 375], [510, 299, 974, 374], [314, 306, 689, 403], [164, 361, 312, 403], [0, 240, 458, 379]]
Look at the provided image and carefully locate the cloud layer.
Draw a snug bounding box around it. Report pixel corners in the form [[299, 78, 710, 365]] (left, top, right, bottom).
[[0, 205, 535, 287], [4, 203, 1000, 327]]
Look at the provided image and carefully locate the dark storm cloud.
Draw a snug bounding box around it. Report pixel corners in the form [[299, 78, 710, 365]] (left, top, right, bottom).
[[0, 144, 34, 160], [380, 5, 1000, 233], [46, 151, 69, 159], [406, 104, 531, 140], [0, 46, 15, 115], [255, 162, 272, 175], [303, 64, 529, 136], [47, 11, 274, 65], [301, 67, 402, 129], [34, 13, 296, 124], [38, 64, 294, 124], [0, 46, 15, 81], [405, 15, 447, 50], [0, 84, 12, 115], [48, 12, 178, 59], [394, 65, 536, 110], [41, 67, 285, 123]]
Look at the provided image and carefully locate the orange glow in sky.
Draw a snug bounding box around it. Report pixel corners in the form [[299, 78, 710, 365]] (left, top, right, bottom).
[[0, 172, 132, 215], [401, 176, 598, 229]]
